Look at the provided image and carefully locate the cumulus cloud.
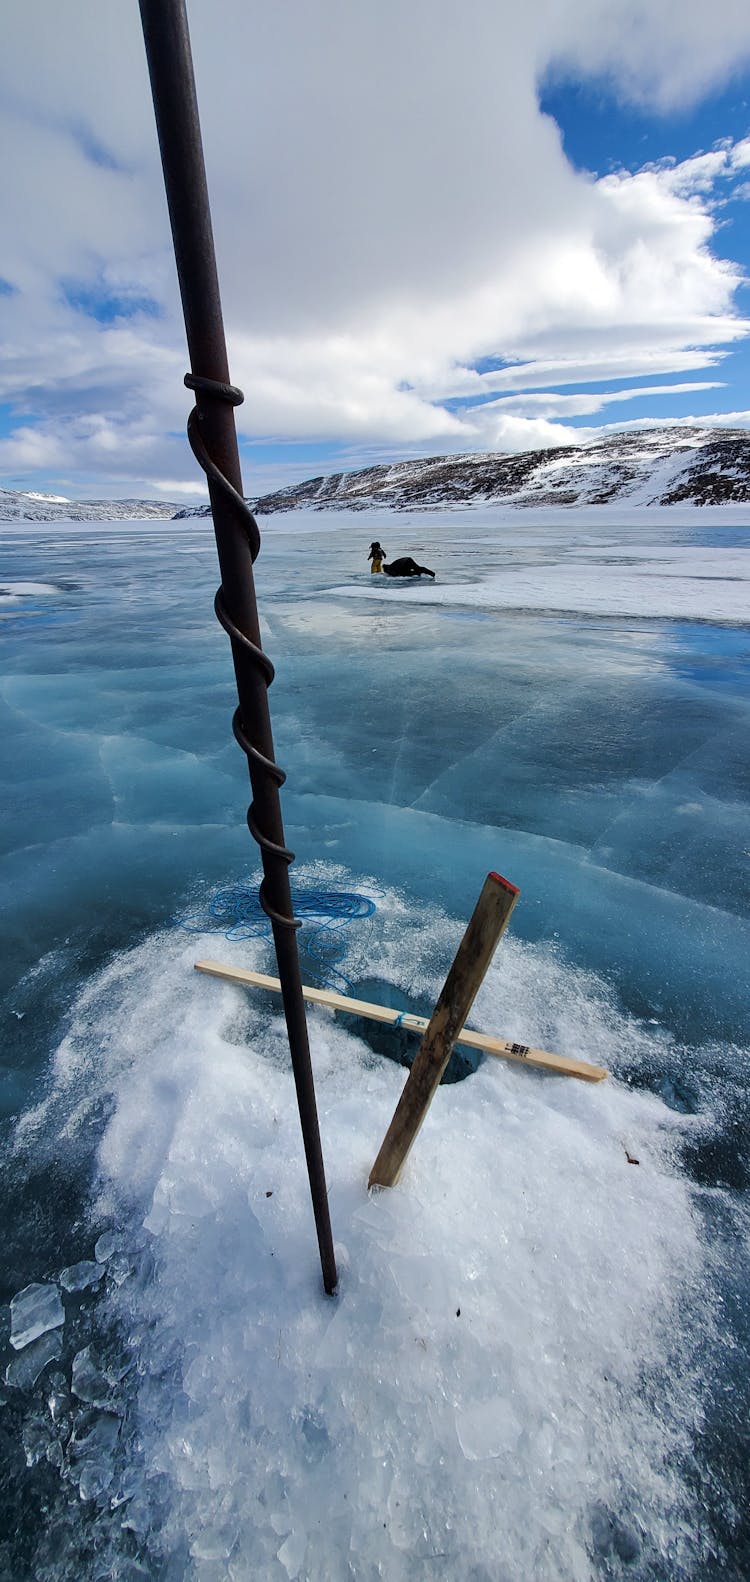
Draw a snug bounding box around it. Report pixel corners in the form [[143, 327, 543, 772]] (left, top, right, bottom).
[[544, 0, 750, 111], [1, 0, 750, 494]]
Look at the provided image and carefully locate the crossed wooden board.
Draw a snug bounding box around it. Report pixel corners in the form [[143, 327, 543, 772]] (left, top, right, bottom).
[[195, 872, 608, 1190]]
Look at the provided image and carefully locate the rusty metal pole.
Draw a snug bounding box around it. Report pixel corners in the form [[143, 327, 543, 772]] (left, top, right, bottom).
[[139, 0, 337, 1294]]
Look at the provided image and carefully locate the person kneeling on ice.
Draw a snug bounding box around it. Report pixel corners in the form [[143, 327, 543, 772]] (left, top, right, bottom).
[[367, 543, 435, 578]]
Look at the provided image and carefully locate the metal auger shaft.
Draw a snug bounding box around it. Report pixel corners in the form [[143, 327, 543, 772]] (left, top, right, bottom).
[[139, 0, 337, 1295]]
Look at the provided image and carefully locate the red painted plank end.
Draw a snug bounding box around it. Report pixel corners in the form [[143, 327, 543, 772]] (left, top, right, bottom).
[[489, 871, 520, 896]]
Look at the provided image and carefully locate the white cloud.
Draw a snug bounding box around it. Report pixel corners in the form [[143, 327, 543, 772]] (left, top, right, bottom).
[[412, 348, 731, 403], [543, 0, 750, 111], [599, 409, 750, 433], [149, 478, 209, 499], [1, 0, 750, 493], [478, 383, 724, 420]]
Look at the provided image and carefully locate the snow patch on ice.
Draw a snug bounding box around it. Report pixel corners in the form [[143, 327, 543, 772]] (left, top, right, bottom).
[[11, 892, 715, 1578], [0, 581, 59, 599], [331, 545, 750, 623]]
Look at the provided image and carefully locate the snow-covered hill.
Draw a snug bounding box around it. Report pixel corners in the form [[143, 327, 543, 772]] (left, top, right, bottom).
[[4, 427, 750, 521], [0, 489, 182, 522], [232, 426, 750, 514]]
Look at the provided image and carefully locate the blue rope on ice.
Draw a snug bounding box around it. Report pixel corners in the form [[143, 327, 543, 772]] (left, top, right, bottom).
[[178, 882, 376, 993]]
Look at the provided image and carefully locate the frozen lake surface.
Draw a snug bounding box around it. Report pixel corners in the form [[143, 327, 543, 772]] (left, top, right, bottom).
[[0, 505, 749, 1579]]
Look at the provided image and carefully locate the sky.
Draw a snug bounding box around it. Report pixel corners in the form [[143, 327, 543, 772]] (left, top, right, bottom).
[[1, 1, 750, 502]]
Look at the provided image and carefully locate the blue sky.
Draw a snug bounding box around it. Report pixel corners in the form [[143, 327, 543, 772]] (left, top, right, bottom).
[[1, 1, 750, 500], [538, 72, 750, 430]]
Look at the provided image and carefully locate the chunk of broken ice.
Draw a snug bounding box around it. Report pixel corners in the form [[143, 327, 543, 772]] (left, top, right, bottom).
[[94, 1230, 121, 1263], [59, 1260, 103, 1293], [191, 1526, 240, 1562], [5, 1329, 62, 1389], [109, 1465, 144, 1509], [454, 1396, 522, 1461], [70, 1409, 121, 1500], [277, 1529, 308, 1577], [9, 1283, 64, 1350], [120, 1495, 154, 1537], [22, 1417, 55, 1467], [46, 1373, 74, 1425], [72, 1345, 113, 1406], [105, 1252, 132, 1289], [78, 1460, 115, 1502]]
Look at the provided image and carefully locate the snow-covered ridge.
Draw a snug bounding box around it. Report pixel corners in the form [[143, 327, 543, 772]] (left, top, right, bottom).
[[0, 490, 182, 522], [224, 426, 750, 514], [4, 426, 750, 520]]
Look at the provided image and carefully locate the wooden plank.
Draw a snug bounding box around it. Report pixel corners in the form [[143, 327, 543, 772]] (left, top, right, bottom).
[[368, 872, 521, 1187], [194, 959, 608, 1083]]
